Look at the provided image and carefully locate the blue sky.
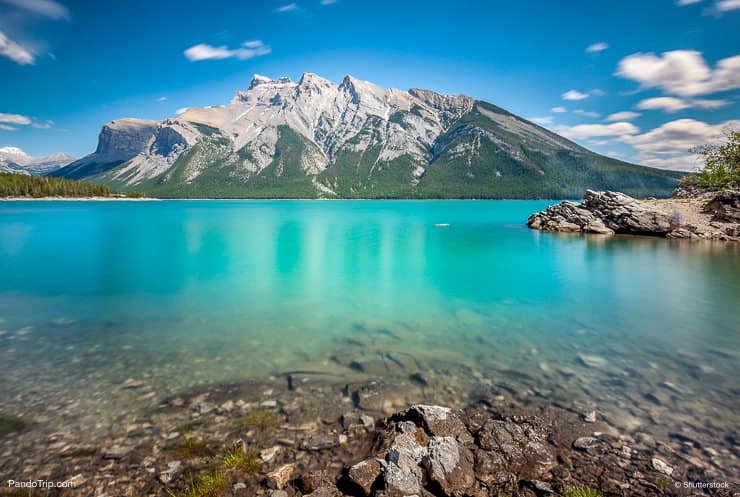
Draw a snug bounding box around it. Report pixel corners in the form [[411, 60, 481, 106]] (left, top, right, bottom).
[[0, 0, 738, 170]]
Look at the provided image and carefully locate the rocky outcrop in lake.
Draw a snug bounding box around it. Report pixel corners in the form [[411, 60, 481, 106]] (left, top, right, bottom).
[[528, 189, 740, 241]]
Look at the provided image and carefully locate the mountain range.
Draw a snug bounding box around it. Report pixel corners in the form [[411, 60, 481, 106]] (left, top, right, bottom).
[[51, 73, 682, 198], [0, 147, 75, 176]]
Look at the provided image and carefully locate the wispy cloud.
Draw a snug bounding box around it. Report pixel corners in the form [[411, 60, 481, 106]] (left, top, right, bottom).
[[636, 96, 730, 113], [31, 119, 53, 128], [274, 3, 298, 12], [586, 42, 608, 53], [184, 40, 271, 62], [0, 112, 32, 125], [676, 0, 702, 5], [0, 112, 53, 130], [715, 0, 740, 11], [621, 118, 739, 170], [0, 0, 70, 20], [551, 106, 566, 113], [319, 0, 336, 4], [0, 31, 35, 64], [574, 109, 601, 118], [561, 89, 604, 101], [616, 50, 740, 97], [157, 96, 168, 102], [529, 116, 554, 125], [606, 111, 641, 121], [562, 90, 589, 101], [555, 122, 639, 140]]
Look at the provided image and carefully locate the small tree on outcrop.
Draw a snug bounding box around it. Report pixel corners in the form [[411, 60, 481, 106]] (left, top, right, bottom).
[[684, 128, 740, 189]]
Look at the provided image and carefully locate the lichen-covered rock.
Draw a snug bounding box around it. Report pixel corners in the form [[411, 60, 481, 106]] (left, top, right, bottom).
[[335, 405, 555, 497], [394, 405, 474, 446], [422, 436, 475, 496], [475, 418, 555, 482]]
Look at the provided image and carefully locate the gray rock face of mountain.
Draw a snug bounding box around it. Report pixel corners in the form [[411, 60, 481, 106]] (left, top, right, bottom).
[[53, 73, 682, 198], [0, 147, 75, 175]]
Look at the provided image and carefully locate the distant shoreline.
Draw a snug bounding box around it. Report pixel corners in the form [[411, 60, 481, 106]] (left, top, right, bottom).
[[0, 196, 158, 201]]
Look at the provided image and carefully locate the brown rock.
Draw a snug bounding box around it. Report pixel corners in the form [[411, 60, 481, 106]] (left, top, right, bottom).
[[267, 463, 295, 490], [348, 458, 382, 496]]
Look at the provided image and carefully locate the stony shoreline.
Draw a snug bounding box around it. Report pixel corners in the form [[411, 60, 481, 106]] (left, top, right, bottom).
[[1, 373, 737, 497], [527, 190, 740, 242]]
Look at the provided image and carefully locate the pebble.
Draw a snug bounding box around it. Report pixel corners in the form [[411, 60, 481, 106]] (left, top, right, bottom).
[[578, 354, 607, 368], [651, 457, 674, 476], [583, 411, 597, 423], [121, 378, 145, 389], [573, 437, 599, 450], [102, 446, 132, 459], [260, 446, 281, 463]]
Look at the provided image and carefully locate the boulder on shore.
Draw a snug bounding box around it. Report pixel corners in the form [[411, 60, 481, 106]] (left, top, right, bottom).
[[528, 189, 740, 241]]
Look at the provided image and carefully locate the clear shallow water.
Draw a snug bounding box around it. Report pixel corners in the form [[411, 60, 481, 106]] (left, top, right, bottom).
[[0, 200, 739, 442]]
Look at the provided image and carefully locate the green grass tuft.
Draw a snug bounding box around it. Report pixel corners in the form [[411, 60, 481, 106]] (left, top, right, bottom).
[[167, 472, 229, 497], [562, 486, 602, 497], [242, 409, 279, 431], [169, 434, 212, 459], [221, 447, 260, 473]]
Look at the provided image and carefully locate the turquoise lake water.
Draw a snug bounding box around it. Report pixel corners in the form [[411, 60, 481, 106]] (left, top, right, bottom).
[[0, 200, 738, 443]]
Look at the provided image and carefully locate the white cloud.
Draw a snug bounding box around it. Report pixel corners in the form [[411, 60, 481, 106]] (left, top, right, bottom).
[[562, 90, 589, 101], [0, 31, 34, 65], [637, 97, 691, 112], [586, 42, 608, 53], [529, 116, 554, 125], [0, 112, 32, 125], [157, 96, 167, 102], [606, 111, 641, 121], [574, 109, 601, 118], [715, 0, 740, 11], [274, 3, 298, 12], [636, 96, 730, 113], [551, 106, 566, 113], [621, 118, 739, 171], [555, 122, 639, 140], [31, 119, 53, 128], [561, 89, 603, 101], [676, 0, 702, 5], [616, 50, 740, 97], [184, 40, 271, 62], [1, 0, 70, 20], [0, 124, 16, 131]]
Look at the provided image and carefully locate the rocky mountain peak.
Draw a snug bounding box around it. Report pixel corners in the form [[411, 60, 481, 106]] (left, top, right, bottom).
[[54, 71, 682, 198]]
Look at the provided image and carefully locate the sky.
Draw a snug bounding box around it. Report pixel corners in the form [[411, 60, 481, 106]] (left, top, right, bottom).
[[0, 0, 739, 171]]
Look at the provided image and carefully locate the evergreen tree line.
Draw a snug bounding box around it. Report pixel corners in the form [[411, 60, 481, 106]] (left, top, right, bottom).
[[0, 173, 117, 198]]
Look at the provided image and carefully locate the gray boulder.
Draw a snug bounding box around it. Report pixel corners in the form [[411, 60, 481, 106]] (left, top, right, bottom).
[[528, 190, 673, 236]]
